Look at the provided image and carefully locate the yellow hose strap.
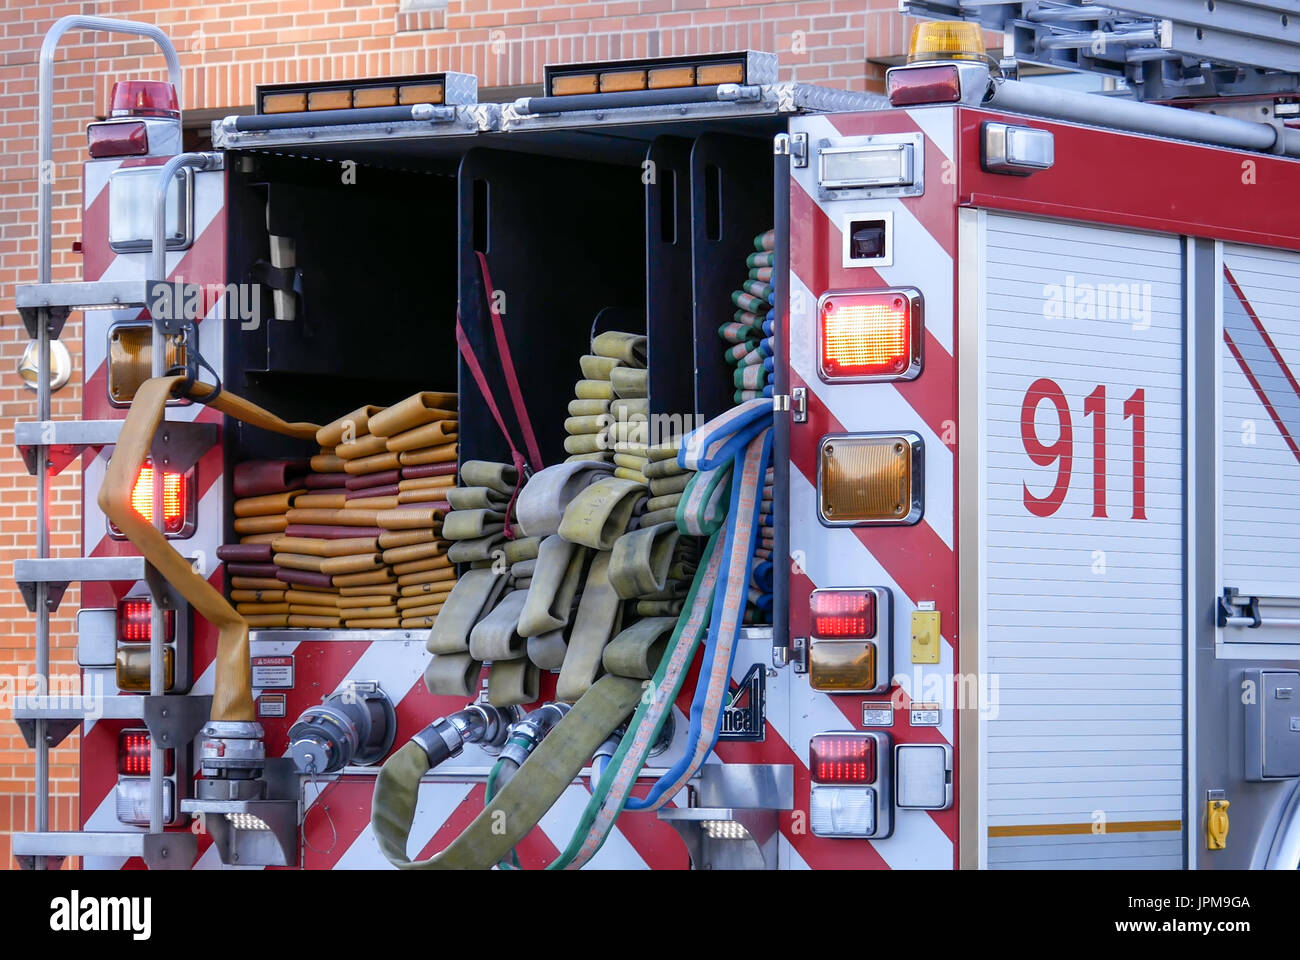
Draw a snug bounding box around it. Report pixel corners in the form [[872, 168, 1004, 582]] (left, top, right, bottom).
[[100, 376, 319, 722], [371, 674, 643, 869]]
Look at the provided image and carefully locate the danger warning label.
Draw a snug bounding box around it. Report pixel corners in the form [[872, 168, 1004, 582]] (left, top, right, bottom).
[[251, 655, 294, 689]]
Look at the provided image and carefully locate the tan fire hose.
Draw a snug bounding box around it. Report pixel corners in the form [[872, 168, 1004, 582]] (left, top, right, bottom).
[[99, 376, 320, 722]]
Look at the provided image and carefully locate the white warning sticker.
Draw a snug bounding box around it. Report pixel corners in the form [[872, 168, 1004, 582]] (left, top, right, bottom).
[[258, 693, 287, 718], [251, 655, 294, 690]]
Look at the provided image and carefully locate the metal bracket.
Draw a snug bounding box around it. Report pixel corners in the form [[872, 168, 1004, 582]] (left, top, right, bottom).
[[142, 694, 212, 750], [790, 636, 808, 674], [20, 304, 66, 340], [150, 420, 219, 474], [249, 258, 308, 337], [182, 758, 299, 866], [774, 131, 808, 167], [17, 578, 67, 614], [14, 718, 81, 750], [790, 386, 807, 423], [659, 765, 793, 870]]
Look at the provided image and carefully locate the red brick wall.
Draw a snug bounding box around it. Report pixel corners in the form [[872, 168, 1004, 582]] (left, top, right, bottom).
[[0, 0, 913, 869]]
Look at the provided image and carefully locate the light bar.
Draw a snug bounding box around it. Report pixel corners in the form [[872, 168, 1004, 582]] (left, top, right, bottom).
[[544, 51, 774, 97], [257, 73, 469, 115]]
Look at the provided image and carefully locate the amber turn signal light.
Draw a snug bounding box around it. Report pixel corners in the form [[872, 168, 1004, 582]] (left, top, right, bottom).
[[819, 433, 922, 526]]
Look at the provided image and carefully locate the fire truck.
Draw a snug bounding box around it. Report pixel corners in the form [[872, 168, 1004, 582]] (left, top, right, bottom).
[[9, 2, 1300, 870]]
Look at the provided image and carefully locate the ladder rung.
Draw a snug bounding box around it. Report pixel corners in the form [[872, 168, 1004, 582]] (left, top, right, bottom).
[[12, 696, 145, 722], [16, 279, 150, 311], [14, 418, 218, 477], [14, 557, 150, 613], [14, 830, 148, 859], [15, 280, 151, 337], [15, 556, 148, 584], [12, 830, 196, 870]]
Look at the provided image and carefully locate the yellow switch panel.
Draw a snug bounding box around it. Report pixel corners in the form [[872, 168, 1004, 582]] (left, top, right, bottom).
[[1207, 799, 1229, 850], [911, 609, 940, 664]]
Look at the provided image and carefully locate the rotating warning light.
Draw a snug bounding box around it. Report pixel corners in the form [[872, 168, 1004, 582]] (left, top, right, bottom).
[[819, 289, 922, 382], [907, 21, 987, 64], [109, 80, 180, 119]]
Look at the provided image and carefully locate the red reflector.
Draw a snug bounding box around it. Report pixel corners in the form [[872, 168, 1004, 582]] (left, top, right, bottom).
[[810, 734, 875, 784], [130, 464, 186, 533], [819, 290, 919, 381], [117, 728, 174, 776], [810, 589, 876, 639], [110, 80, 180, 119], [886, 64, 962, 107], [117, 597, 176, 644], [87, 121, 149, 158]]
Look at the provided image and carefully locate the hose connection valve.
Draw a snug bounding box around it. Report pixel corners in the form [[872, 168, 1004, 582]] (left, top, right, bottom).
[[289, 681, 397, 775], [411, 702, 519, 769], [499, 702, 572, 769]]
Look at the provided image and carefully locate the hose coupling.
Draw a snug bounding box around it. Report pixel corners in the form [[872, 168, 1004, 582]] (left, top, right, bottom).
[[411, 703, 519, 769], [499, 702, 572, 768]]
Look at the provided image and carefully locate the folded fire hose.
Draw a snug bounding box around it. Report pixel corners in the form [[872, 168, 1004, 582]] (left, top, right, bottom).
[[100, 376, 320, 722], [370, 398, 774, 869]]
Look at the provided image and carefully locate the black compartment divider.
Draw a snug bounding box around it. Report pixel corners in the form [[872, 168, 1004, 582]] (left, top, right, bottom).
[[645, 136, 695, 426], [456, 147, 644, 468], [688, 134, 775, 423], [223, 154, 459, 462]]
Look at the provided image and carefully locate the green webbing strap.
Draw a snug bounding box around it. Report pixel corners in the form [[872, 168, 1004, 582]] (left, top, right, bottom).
[[517, 535, 586, 637], [609, 521, 680, 599], [555, 550, 623, 702], [487, 656, 539, 706], [557, 476, 646, 551], [423, 652, 481, 697], [602, 617, 676, 678], [371, 674, 643, 869], [549, 529, 723, 870]]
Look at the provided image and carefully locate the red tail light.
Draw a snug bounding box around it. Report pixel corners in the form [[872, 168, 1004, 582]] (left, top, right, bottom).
[[117, 597, 176, 643], [819, 289, 921, 382], [810, 734, 875, 784], [810, 589, 876, 639], [110, 80, 180, 119], [117, 728, 174, 776], [87, 121, 149, 158], [886, 64, 962, 107]]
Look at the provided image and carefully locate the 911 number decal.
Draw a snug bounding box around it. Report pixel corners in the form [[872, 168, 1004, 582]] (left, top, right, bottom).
[[1020, 378, 1147, 520]]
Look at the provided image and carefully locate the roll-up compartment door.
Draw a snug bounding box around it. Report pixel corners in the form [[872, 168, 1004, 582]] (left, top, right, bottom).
[[978, 212, 1185, 868], [1220, 244, 1300, 638]]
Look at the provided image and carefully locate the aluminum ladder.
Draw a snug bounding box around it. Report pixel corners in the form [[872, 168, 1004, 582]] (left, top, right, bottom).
[[9, 16, 214, 871], [902, 0, 1300, 100]]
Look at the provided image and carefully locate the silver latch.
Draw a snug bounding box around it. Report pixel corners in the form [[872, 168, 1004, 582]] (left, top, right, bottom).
[[790, 386, 807, 423], [774, 132, 808, 168]]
